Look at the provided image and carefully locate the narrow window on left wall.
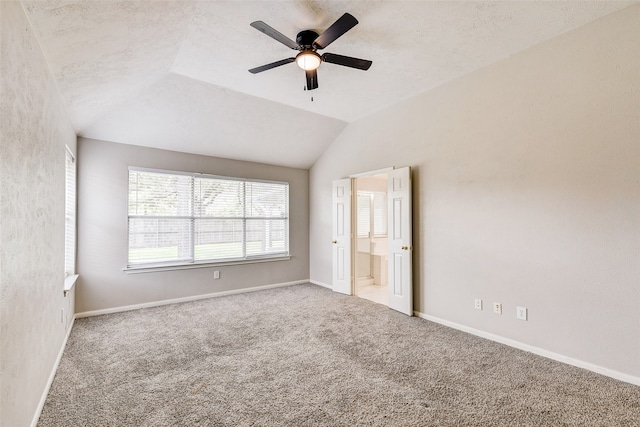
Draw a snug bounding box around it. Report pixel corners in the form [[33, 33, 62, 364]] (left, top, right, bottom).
[[64, 147, 76, 276]]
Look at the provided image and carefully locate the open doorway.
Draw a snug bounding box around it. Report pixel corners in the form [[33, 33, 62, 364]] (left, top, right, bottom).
[[332, 166, 412, 315], [354, 174, 388, 306]]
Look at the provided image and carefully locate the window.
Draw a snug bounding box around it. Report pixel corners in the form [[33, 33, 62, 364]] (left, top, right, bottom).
[[64, 147, 76, 276], [372, 192, 387, 237], [357, 194, 371, 238], [356, 191, 387, 238], [127, 168, 289, 268]]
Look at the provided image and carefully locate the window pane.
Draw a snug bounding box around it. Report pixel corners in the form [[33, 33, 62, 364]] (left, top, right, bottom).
[[373, 192, 387, 236], [357, 194, 370, 238], [64, 150, 76, 275], [246, 219, 288, 256], [194, 219, 243, 260], [195, 178, 244, 217], [128, 218, 192, 264], [129, 171, 192, 217], [246, 182, 288, 218]]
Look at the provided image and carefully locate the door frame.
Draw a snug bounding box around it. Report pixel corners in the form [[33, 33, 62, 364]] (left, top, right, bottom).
[[332, 166, 413, 315], [350, 167, 395, 179]]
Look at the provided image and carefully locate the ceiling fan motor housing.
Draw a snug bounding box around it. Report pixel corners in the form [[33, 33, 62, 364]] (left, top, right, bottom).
[[296, 30, 319, 49]]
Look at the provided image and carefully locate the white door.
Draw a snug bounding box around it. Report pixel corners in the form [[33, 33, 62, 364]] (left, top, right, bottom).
[[388, 167, 413, 315], [332, 179, 352, 295]]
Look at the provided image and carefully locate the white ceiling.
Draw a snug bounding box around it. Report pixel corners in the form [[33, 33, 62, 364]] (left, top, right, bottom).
[[22, 0, 634, 168]]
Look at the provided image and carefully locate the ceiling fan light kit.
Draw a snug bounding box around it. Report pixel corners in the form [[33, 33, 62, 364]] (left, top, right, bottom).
[[248, 13, 372, 91], [296, 51, 321, 71]]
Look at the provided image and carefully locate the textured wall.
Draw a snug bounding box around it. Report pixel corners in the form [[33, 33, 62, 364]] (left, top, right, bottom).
[[76, 138, 309, 313], [310, 6, 640, 379], [0, 2, 77, 427]]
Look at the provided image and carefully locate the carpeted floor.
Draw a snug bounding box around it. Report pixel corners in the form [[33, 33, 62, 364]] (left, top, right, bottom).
[[39, 284, 639, 426]]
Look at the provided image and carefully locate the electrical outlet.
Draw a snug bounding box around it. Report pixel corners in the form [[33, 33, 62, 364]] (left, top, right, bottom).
[[474, 299, 483, 310], [517, 306, 528, 321], [493, 302, 502, 315], [213, 270, 220, 280]]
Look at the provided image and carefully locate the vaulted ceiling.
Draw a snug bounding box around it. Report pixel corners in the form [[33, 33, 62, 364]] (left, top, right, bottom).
[[22, 1, 633, 168]]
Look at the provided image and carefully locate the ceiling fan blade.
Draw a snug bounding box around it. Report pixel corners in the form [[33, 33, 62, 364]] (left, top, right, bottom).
[[250, 21, 299, 50], [248, 58, 295, 74], [313, 13, 358, 50], [305, 69, 319, 90], [322, 53, 372, 70]]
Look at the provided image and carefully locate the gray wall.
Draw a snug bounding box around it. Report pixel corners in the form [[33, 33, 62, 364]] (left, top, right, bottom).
[[310, 6, 640, 379], [0, 2, 77, 426], [76, 138, 309, 313]]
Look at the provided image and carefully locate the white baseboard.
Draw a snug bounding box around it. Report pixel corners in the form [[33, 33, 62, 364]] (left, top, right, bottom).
[[415, 311, 640, 387], [75, 280, 309, 318], [31, 316, 76, 427], [310, 279, 332, 289]]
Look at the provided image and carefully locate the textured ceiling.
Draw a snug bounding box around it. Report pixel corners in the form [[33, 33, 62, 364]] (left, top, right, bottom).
[[22, 0, 634, 168]]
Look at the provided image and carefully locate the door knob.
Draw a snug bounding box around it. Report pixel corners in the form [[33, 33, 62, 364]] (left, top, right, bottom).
[[401, 246, 408, 250], [332, 240, 337, 244]]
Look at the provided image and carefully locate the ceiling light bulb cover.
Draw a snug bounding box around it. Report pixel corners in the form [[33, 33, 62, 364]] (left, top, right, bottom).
[[296, 51, 321, 71]]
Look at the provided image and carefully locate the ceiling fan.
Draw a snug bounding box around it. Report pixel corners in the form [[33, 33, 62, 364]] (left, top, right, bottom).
[[248, 13, 372, 91]]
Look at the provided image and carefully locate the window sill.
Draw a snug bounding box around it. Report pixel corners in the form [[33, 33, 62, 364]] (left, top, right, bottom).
[[64, 274, 79, 296], [123, 255, 291, 274]]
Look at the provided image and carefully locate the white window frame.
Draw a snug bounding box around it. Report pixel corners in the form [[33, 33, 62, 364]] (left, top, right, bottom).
[[125, 167, 290, 272]]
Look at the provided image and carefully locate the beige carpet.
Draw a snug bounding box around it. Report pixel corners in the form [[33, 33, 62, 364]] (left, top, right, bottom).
[[38, 284, 639, 426]]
